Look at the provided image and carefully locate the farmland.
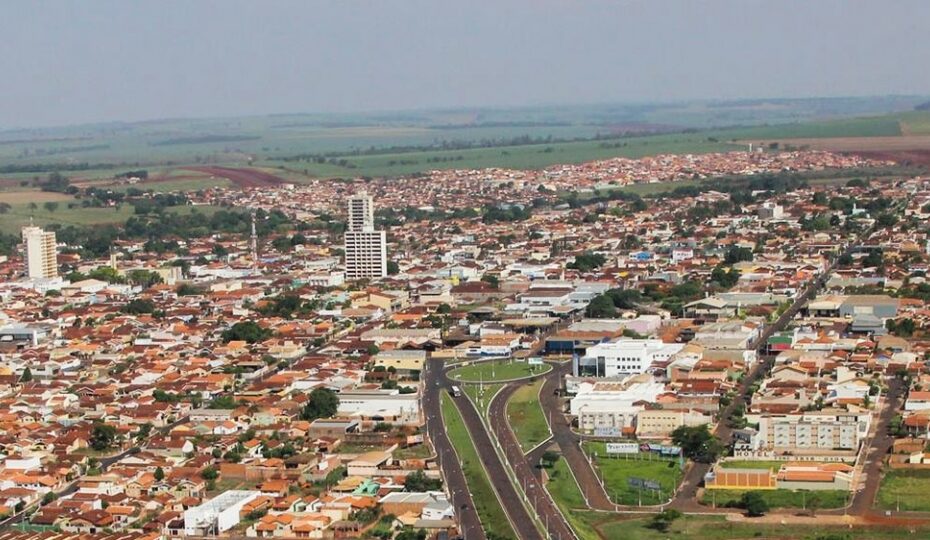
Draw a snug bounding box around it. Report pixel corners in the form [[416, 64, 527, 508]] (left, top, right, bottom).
[[0, 98, 928, 188]]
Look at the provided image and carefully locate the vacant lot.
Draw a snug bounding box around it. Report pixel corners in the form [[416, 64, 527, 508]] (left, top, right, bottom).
[[701, 488, 847, 510], [506, 379, 550, 452], [876, 469, 930, 511], [584, 442, 682, 505], [596, 515, 930, 540]]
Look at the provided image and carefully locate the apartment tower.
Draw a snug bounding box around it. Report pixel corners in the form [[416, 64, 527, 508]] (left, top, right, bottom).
[[344, 193, 387, 279], [22, 226, 58, 279]]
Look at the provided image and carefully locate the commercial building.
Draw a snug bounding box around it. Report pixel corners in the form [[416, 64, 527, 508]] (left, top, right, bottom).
[[576, 338, 684, 377], [344, 193, 388, 279], [569, 377, 665, 435], [184, 490, 261, 536], [22, 226, 58, 279]]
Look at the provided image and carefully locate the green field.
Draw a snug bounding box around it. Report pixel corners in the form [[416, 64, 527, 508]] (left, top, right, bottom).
[[506, 378, 550, 453], [583, 442, 682, 505], [876, 469, 930, 511], [441, 392, 516, 540], [448, 359, 550, 383], [2, 100, 928, 183], [0, 203, 223, 235], [546, 457, 601, 540], [595, 515, 930, 540], [701, 488, 847, 510]]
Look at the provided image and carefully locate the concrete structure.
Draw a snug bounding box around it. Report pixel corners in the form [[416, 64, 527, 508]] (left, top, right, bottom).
[[347, 193, 375, 232], [344, 193, 388, 279], [577, 338, 684, 377], [22, 226, 57, 279], [336, 388, 420, 423], [569, 378, 665, 434], [184, 490, 261, 536], [747, 411, 871, 456], [635, 409, 712, 438]]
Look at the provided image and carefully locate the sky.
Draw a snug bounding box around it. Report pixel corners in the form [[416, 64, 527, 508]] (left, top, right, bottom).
[[1, 0, 928, 128]]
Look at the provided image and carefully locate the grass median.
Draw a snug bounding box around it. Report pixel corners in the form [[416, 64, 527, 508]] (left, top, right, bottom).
[[440, 392, 517, 540], [546, 457, 602, 540], [448, 359, 550, 382], [506, 378, 550, 453]]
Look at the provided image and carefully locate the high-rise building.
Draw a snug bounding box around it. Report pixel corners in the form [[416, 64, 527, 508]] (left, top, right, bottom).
[[344, 193, 387, 279], [22, 226, 58, 279], [347, 193, 375, 233]]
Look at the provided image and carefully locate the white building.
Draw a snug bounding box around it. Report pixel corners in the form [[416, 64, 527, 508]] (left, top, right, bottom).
[[336, 388, 420, 424], [184, 490, 261, 536], [577, 338, 684, 377], [347, 193, 375, 232], [344, 193, 388, 279], [569, 378, 666, 434], [22, 226, 58, 279]]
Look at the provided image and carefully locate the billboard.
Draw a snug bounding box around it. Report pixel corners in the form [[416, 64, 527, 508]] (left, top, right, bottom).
[[593, 427, 621, 437], [528, 357, 544, 365], [605, 442, 639, 454]]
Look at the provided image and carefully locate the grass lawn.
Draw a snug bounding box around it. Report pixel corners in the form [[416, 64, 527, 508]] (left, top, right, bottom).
[[448, 359, 550, 383], [441, 392, 517, 540], [546, 457, 601, 540], [0, 202, 224, 234], [596, 515, 930, 540], [392, 443, 433, 460], [506, 378, 550, 453], [462, 382, 502, 417], [700, 489, 847, 510], [876, 469, 930, 511], [583, 442, 682, 505]]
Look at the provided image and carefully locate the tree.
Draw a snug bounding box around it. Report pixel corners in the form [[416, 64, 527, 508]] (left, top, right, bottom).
[[90, 422, 119, 451], [20, 367, 32, 383], [648, 509, 682, 532], [738, 491, 769, 517], [222, 321, 272, 344], [122, 298, 155, 315], [300, 387, 339, 421], [387, 260, 400, 275], [404, 470, 441, 491], [724, 246, 754, 265], [585, 294, 617, 318], [567, 252, 607, 272], [480, 273, 500, 289], [154, 466, 165, 481], [201, 466, 219, 480], [127, 269, 164, 288], [671, 424, 723, 463], [43, 201, 59, 213], [540, 451, 560, 468]]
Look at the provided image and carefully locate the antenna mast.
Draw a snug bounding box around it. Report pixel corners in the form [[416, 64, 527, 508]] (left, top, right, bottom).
[[251, 211, 258, 273]]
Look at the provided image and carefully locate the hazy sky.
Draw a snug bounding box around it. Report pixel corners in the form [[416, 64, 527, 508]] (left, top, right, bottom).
[[1, 0, 928, 128]]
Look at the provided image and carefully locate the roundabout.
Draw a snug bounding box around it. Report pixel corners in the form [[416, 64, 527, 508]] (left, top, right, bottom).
[[447, 358, 552, 383]]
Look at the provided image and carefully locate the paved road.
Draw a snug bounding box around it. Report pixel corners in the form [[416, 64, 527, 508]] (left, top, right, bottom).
[[424, 358, 486, 540], [489, 378, 577, 540], [536, 362, 617, 512], [442, 372, 544, 540]]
